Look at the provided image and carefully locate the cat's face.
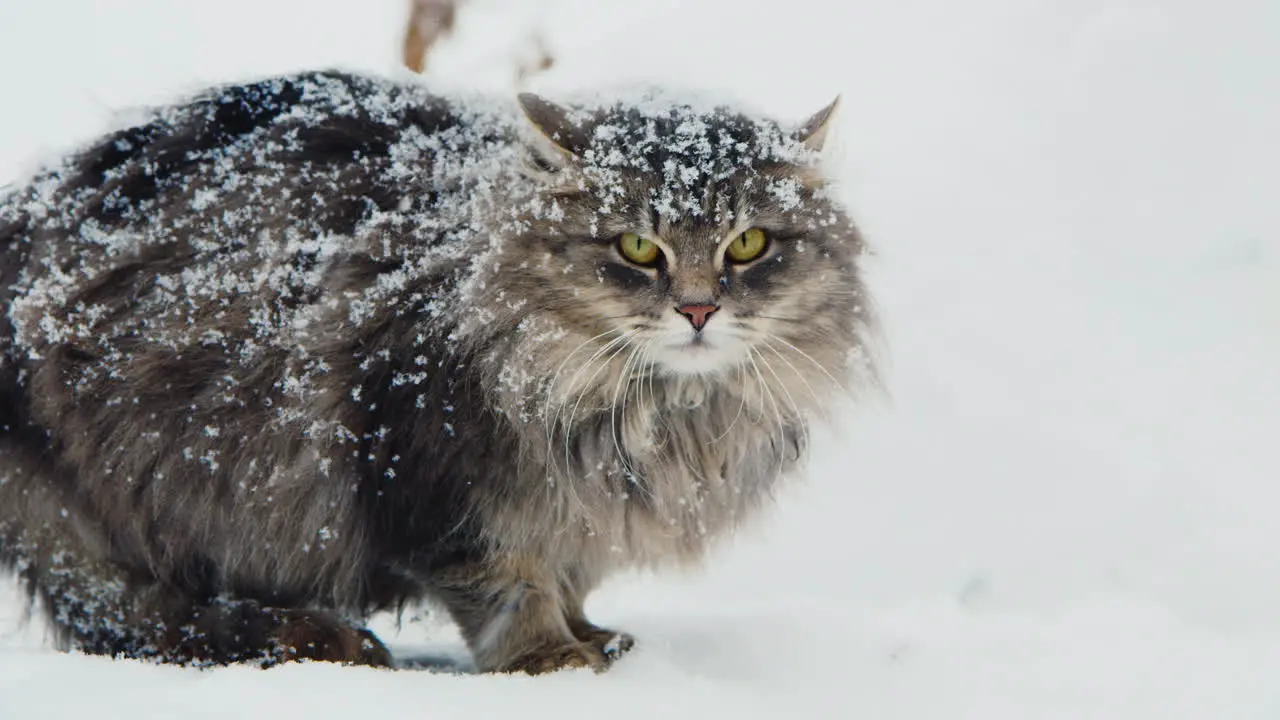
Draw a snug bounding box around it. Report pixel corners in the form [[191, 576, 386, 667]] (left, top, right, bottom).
[[491, 94, 866, 393]]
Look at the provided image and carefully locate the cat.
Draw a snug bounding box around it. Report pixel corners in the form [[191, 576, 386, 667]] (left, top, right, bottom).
[[0, 70, 873, 674]]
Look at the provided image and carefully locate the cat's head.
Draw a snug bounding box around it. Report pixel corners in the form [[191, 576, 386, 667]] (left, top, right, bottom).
[[477, 91, 870, 412]]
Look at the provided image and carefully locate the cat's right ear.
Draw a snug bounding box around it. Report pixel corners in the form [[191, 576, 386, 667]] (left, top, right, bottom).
[[796, 95, 841, 153], [517, 93, 590, 163]]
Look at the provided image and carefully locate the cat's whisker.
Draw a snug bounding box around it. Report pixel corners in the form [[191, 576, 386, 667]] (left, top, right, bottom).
[[543, 328, 625, 422], [631, 338, 654, 418], [544, 331, 634, 480], [707, 359, 750, 445], [562, 335, 635, 491], [744, 348, 784, 451], [762, 333, 852, 398], [743, 315, 803, 323], [547, 331, 634, 436], [754, 353, 791, 480], [608, 338, 646, 484], [557, 343, 623, 471], [547, 331, 638, 527], [737, 320, 845, 352], [641, 339, 670, 457], [744, 349, 768, 425], [646, 341, 665, 440], [760, 337, 826, 418], [753, 349, 797, 478], [753, 347, 801, 421], [626, 339, 661, 501], [752, 346, 811, 464], [543, 329, 627, 469]]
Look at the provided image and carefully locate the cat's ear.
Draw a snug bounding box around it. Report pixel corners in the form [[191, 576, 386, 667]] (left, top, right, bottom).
[[796, 96, 841, 152], [517, 93, 590, 160]]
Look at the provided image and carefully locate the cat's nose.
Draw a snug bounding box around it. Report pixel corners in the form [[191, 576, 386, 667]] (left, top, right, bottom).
[[675, 304, 719, 331]]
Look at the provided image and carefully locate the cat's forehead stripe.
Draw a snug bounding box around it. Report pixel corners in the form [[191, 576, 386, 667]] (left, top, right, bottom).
[[578, 102, 814, 225]]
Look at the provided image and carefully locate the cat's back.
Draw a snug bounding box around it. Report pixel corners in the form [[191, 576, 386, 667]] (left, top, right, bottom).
[[0, 69, 522, 495], [2, 69, 503, 266], [0, 72, 527, 602], [2, 70, 518, 365]]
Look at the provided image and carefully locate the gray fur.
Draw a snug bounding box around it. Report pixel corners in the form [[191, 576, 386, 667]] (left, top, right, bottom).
[[0, 71, 872, 673]]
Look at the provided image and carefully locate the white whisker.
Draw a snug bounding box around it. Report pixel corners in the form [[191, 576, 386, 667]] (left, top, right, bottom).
[[752, 345, 810, 464], [744, 348, 786, 473], [763, 334, 851, 397], [546, 331, 634, 469], [543, 328, 625, 435], [539, 330, 627, 527], [562, 335, 635, 483], [759, 337, 825, 416], [626, 339, 660, 501], [642, 339, 671, 455], [707, 359, 749, 444], [609, 339, 646, 483], [544, 330, 638, 529]]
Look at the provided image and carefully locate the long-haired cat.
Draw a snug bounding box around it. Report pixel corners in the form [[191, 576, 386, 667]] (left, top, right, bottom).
[[0, 71, 872, 673]]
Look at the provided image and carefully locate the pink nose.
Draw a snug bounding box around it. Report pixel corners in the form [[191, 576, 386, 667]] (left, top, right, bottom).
[[675, 304, 719, 331]]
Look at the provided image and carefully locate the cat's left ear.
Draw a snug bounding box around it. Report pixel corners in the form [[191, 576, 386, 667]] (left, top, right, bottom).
[[796, 96, 841, 152], [518, 93, 591, 160]]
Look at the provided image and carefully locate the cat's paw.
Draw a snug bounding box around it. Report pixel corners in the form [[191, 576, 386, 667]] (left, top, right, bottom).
[[501, 642, 612, 675], [268, 610, 393, 668], [574, 626, 636, 661], [170, 602, 392, 668]]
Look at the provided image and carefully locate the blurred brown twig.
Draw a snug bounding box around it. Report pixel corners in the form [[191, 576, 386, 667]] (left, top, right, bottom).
[[402, 0, 555, 86], [403, 0, 461, 74]]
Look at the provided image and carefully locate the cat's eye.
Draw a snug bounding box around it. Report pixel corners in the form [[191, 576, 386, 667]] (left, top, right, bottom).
[[725, 228, 769, 264], [617, 232, 661, 266]]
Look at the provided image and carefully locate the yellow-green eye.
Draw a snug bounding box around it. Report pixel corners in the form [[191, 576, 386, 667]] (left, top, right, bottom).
[[726, 228, 768, 263], [618, 232, 661, 266]]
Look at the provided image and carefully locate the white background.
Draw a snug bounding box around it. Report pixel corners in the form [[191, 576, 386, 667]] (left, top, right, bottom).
[[2, 1, 1278, 717]]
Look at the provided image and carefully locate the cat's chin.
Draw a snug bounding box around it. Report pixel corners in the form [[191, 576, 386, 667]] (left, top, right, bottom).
[[651, 339, 746, 377]]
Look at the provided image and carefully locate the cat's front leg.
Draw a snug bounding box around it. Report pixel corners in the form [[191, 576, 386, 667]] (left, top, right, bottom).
[[432, 556, 618, 674], [566, 617, 635, 660], [561, 568, 635, 661]]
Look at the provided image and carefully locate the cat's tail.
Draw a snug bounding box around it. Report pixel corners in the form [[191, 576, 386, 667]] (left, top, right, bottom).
[[0, 195, 37, 568], [0, 429, 103, 641], [0, 195, 33, 581], [0, 437, 180, 657], [0, 181, 28, 276], [0, 435, 394, 666], [0, 294, 134, 653], [0, 188, 30, 416]]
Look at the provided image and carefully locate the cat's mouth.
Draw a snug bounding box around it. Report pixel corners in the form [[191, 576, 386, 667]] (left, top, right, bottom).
[[635, 308, 750, 375], [665, 328, 720, 352], [651, 332, 747, 375]]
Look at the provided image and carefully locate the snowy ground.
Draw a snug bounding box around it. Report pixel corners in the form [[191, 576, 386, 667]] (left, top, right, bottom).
[[3, 0, 1280, 717]]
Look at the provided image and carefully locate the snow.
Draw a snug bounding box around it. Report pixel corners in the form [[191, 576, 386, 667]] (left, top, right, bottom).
[[3, 0, 1279, 717]]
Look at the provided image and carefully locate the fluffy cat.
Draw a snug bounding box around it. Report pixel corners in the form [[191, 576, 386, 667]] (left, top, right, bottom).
[[0, 71, 872, 673]]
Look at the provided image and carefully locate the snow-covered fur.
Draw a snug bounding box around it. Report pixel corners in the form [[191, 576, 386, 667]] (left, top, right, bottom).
[[0, 71, 872, 673]]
